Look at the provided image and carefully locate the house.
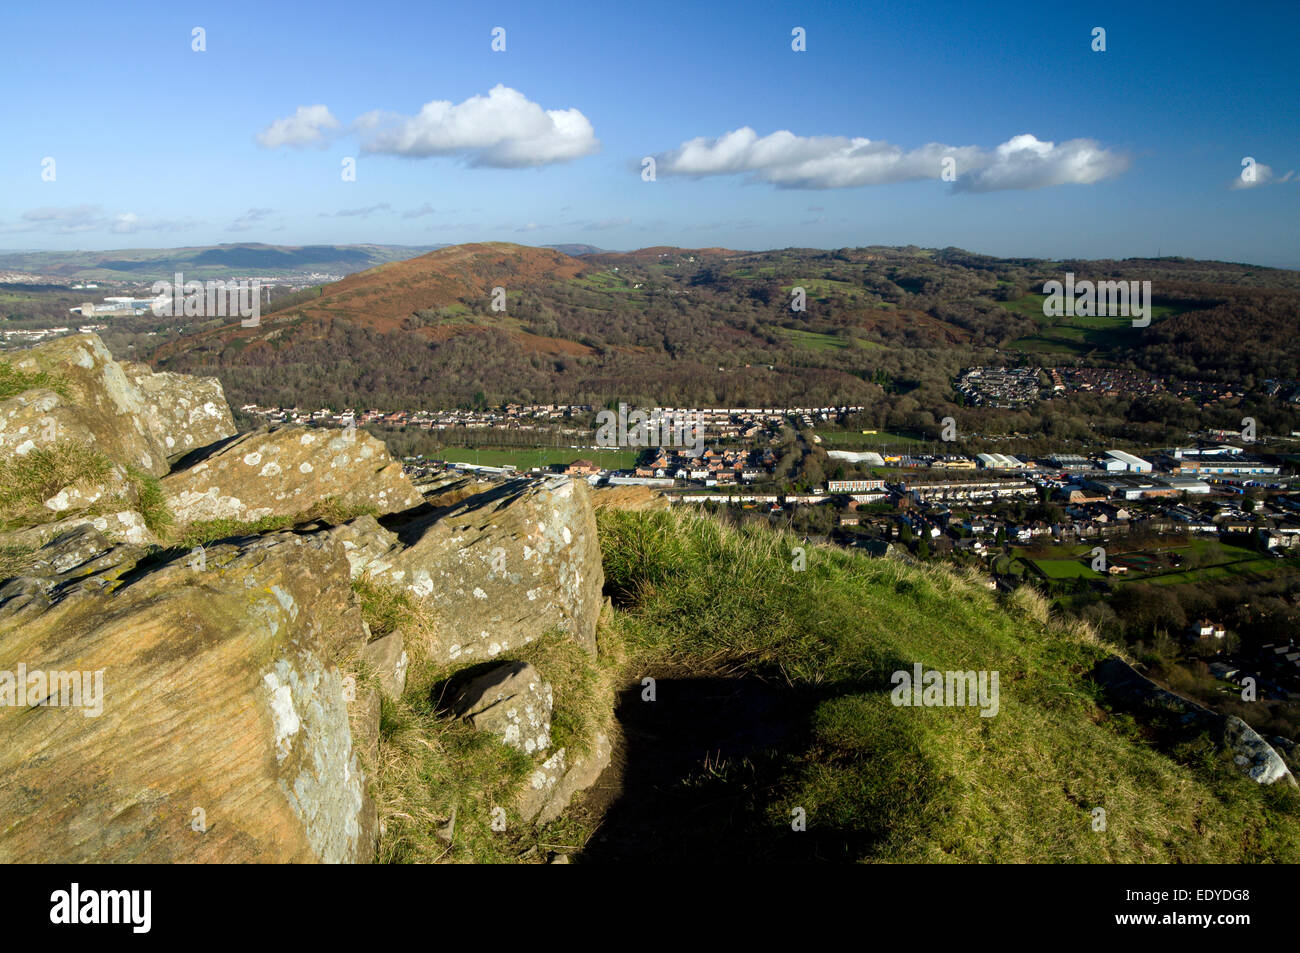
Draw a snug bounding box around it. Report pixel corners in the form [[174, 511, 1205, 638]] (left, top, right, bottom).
[[1188, 619, 1227, 641], [565, 459, 601, 476]]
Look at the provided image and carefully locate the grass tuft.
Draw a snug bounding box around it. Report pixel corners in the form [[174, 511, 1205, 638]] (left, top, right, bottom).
[[0, 361, 69, 401], [0, 442, 114, 529]]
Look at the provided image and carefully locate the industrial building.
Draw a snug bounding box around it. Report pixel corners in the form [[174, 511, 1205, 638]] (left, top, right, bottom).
[[1103, 449, 1153, 473], [976, 453, 1023, 469]]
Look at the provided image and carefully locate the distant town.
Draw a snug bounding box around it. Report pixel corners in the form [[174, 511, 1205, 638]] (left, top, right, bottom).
[[238, 398, 1300, 554]]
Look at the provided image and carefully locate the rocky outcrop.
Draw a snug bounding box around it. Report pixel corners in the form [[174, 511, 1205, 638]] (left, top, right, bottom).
[[450, 659, 612, 823], [1093, 656, 1296, 787], [591, 484, 670, 512], [0, 529, 376, 863], [0, 332, 614, 862], [331, 476, 604, 665], [362, 630, 409, 699], [452, 660, 553, 755], [121, 361, 236, 460], [0, 509, 156, 550], [1092, 656, 1218, 728], [161, 424, 423, 524], [0, 333, 232, 476], [1225, 717, 1298, 787], [519, 731, 613, 824]]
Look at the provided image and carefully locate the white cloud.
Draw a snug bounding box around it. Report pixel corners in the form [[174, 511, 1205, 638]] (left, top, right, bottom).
[[1228, 162, 1296, 190], [651, 127, 1129, 191], [109, 212, 200, 234], [582, 217, 630, 231], [0, 206, 198, 235], [14, 204, 103, 233], [358, 85, 599, 167], [227, 208, 273, 232], [319, 204, 392, 218], [256, 105, 341, 149]]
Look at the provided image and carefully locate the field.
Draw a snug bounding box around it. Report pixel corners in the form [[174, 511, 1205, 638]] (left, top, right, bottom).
[[820, 429, 928, 449], [570, 270, 643, 294], [1017, 538, 1296, 586], [1000, 293, 1184, 355], [1030, 557, 1103, 580], [428, 446, 639, 470]]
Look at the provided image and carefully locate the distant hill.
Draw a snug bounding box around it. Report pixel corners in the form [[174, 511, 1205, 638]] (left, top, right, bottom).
[[148, 241, 1300, 421], [541, 244, 609, 257], [0, 243, 445, 282]]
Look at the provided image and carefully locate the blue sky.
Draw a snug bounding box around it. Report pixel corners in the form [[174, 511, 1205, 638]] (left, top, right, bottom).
[[2, 0, 1298, 265]]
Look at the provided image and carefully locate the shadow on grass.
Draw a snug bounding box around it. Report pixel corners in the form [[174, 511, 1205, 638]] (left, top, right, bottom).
[[576, 668, 912, 863]]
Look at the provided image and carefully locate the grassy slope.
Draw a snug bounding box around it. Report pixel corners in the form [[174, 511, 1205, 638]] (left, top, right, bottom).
[[598, 508, 1300, 862]]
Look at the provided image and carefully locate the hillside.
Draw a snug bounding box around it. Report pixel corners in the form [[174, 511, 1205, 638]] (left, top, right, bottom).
[[2, 332, 1298, 863], [146, 242, 1300, 421], [591, 508, 1300, 862]]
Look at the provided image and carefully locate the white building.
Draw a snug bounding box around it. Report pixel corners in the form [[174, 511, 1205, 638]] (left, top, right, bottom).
[[1104, 450, 1153, 473]]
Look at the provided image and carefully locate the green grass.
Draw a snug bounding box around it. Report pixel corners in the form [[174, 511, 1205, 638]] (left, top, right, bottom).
[[1000, 293, 1185, 355], [571, 271, 641, 294], [0, 361, 69, 400], [0, 544, 36, 580], [0, 440, 172, 538], [1031, 557, 1102, 580], [0, 442, 114, 529], [776, 327, 850, 351], [124, 466, 172, 536], [1015, 539, 1295, 586], [171, 497, 377, 549], [1143, 555, 1290, 586], [821, 429, 926, 448], [775, 326, 882, 352], [596, 507, 1300, 862], [781, 278, 864, 301]]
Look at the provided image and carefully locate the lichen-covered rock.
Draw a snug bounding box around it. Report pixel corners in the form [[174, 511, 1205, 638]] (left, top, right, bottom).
[[1224, 716, 1298, 787], [0, 334, 169, 475], [121, 361, 235, 461], [0, 509, 156, 557], [534, 731, 612, 825], [19, 524, 115, 577], [514, 731, 613, 823], [362, 630, 408, 699], [334, 476, 603, 665], [452, 660, 553, 755], [0, 333, 238, 478], [330, 514, 401, 577], [519, 748, 568, 821], [591, 484, 669, 512], [352, 685, 382, 767], [0, 530, 377, 863], [161, 424, 423, 525]]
